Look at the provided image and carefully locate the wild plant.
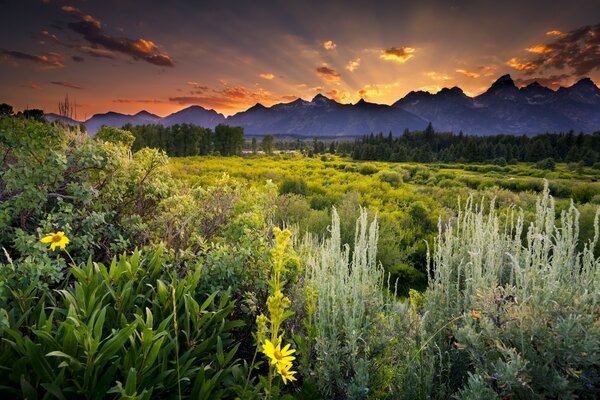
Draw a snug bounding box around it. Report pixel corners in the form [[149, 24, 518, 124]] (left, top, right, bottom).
[[421, 182, 600, 398]]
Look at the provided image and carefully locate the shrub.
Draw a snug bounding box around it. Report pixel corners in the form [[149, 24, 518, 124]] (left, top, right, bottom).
[[378, 170, 403, 187], [358, 164, 378, 175], [535, 157, 556, 171], [279, 177, 308, 196], [421, 183, 600, 398], [302, 209, 389, 399]]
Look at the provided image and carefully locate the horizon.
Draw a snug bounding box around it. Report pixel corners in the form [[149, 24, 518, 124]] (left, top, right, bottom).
[[40, 74, 600, 121], [1, 1, 600, 118]]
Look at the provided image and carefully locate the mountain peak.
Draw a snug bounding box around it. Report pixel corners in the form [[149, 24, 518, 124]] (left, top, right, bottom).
[[573, 77, 597, 89], [438, 86, 464, 96], [311, 93, 331, 103], [491, 74, 515, 88]]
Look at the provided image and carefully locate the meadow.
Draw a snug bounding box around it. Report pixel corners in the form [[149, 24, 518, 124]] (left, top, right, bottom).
[[1, 116, 599, 399]]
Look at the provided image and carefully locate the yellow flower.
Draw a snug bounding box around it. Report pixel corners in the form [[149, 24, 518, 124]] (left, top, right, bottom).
[[276, 362, 297, 384], [470, 310, 481, 320], [40, 231, 70, 251], [262, 338, 296, 366]]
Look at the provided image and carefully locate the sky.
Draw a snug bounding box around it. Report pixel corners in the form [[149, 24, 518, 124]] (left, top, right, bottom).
[[1, 0, 599, 119]]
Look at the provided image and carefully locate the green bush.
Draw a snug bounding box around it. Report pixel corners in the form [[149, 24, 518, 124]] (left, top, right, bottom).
[[279, 177, 309, 196], [378, 170, 403, 187]]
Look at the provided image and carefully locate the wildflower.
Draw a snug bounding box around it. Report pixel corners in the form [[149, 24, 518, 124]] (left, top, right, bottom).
[[40, 231, 70, 251], [262, 338, 296, 366], [276, 362, 297, 384], [470, 310, 481, 320]]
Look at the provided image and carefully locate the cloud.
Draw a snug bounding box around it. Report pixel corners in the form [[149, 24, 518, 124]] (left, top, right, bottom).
[[280, 95, 299, 102], [72, 55, 84, 62], [22, 83, 42, 90], [507, 57, 537, 71], [259, 73, 275, 80], [514, 74, 571, 89], [326, 89, 351, 103], [112, 98, 168, 104], [346, 58, 360, 72], [425, 71, 451, 81], [525, 44, 554, 54], [79, 46, 114, 59], [358, 81, 400, 100], [315, 65, 341, 84], [63, 7, 174, 67], [323, 40, 336, 50], [455, 69, 480, 78], [0, 49, 64, 68], [169, 84, 279, 112], [510, 23, 600, 77], [51, 81, 83, 90], [380, 47, 415, 63], [186, 81, 209, 92]]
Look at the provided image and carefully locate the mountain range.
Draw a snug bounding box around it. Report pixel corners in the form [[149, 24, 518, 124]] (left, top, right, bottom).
[[46, 74, 600, 136]]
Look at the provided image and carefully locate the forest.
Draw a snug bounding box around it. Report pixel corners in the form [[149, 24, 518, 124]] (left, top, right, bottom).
[[0, 114, 599, 399]]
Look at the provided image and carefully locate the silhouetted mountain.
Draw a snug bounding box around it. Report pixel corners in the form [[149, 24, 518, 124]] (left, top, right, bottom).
[[161, 105, 225, 128], [44, 113, 81, 127], [85, 110, 161, 134], [228, 94, 428, 136], [70, 75, 600, 136]]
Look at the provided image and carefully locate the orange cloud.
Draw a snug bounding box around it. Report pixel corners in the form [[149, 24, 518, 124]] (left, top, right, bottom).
[[112, 98, 168, 104], [546, 30, 564, 36], [507, 57, 537, 71], [61, 5, 80, 12], [315, 65, 341, 84], [323, 40, 336, 50], [525, 44, 554, 54], [259, 73, 275, 80], [358, 82, 400, 100], [326, 89, 351, 103], [456, 69, 480, 78], [169, 85, 279, 113], [380, 47, 415, 63], [346, 58, 360, 72]]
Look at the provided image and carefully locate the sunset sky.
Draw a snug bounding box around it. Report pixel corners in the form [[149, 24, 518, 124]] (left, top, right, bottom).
[[1, 0, 600, 118]]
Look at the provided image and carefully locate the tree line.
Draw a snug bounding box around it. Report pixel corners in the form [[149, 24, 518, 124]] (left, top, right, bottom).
[[349, 124, 600, 165]]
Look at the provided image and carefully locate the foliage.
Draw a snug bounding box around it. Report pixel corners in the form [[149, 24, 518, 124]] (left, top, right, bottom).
[[0, 248, 244, 399]]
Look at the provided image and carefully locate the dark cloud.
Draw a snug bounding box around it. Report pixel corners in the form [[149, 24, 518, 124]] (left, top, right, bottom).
[[72, 55, 84, 62], [51, 81, 83, 89], [315, 65, 341, 83], [1, 49, 64, 68], [511, 23, 600, 78], [63, 6, 174, 67]]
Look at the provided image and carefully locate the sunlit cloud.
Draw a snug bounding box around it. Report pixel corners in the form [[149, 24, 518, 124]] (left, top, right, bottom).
[[346, 58, 360, 72], [22, 83, 42, 90], [526, 44, 554, 54], [169, 84, 282, 114], [323, 40, 336, 50], [507, 57, 537, 71], [358, 82, 400, 100], [380, 47, 415, 63], [186, 81, 208, 92], [0, 49, 64, 68], [326, 89, 351, 103], [417, 85, 443, 93], [79, 46, 114, 59], [546, 30, 564, 36], [259, 73, 275, 80], [456, 69, 480, 78], [51, 81, 83, 90], [315, 65, 341, 84], [425, 71, 451, 81]]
